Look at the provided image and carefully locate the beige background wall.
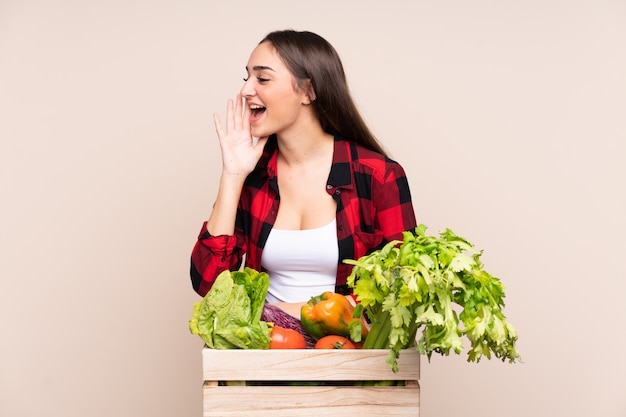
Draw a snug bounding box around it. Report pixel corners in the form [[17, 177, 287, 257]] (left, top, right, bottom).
[[1, 1, 624, 416]]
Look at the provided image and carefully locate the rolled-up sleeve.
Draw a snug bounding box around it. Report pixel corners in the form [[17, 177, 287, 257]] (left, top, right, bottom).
[[190, 222, 245, 296]]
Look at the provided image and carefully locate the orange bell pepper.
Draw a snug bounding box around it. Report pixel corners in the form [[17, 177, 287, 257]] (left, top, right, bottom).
[[300, 292, 369, 341]]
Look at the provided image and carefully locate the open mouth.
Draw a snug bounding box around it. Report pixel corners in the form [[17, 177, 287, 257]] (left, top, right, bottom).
[[250, 105, 266, 122]]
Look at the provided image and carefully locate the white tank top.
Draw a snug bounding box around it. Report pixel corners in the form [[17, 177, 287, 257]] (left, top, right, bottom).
[[262, 219, 338, 303]]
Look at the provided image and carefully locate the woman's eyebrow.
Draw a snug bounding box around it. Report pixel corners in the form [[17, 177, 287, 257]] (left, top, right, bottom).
[[246, 65, 276, 72]]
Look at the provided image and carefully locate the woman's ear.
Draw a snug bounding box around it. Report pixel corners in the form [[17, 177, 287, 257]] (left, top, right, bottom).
[[302, 80, 316, 105]]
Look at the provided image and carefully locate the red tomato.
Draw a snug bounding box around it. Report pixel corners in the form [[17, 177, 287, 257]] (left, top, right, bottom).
[[269, 326, 307, 349], [314, 335, 358, 349]]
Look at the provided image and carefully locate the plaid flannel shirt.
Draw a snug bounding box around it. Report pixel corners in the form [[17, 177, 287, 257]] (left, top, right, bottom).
[[190, 136, 417, 297]]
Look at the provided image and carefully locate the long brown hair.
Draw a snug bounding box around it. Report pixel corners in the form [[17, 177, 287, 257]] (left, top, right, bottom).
[[260, 30, 388, 157]]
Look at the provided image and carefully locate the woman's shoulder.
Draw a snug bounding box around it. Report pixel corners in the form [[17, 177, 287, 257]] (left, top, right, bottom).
[[337, 137, 405, 177]]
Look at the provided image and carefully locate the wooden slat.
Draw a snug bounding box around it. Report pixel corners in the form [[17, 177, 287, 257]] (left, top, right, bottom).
[[203, 385, 420, 417], [202, 348, 420, 381]]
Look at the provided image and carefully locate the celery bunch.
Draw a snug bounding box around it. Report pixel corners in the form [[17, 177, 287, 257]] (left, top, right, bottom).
[[346, 224, 521, 372]]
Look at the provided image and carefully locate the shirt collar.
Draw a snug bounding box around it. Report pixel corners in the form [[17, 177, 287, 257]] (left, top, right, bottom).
[[327, 136, 354, 189], [261, 135, 354, 190], [260, 135, 278, 180]]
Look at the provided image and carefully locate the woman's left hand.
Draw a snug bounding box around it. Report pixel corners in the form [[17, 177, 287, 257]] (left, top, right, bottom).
[[270, 301, 306, 319]]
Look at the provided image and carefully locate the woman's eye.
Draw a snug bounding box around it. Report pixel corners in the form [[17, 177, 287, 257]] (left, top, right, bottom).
[[242, 76, 270, 83]]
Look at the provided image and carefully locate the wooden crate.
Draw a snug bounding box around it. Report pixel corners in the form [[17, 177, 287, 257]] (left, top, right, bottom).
[[202, 348, 420, 417]]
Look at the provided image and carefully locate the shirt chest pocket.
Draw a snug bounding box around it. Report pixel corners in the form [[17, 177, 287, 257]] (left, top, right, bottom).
[[352, 229, 384, 259]]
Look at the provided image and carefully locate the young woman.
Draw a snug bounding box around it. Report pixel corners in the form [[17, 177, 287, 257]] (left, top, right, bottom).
[[190, 30, 417, 326]]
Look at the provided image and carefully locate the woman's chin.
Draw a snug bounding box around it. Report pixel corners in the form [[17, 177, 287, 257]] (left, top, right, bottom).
[[250, 128, 271, 139]]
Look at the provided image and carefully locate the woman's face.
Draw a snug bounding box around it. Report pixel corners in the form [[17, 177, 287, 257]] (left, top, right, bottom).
[[240, 42, 310, 138]]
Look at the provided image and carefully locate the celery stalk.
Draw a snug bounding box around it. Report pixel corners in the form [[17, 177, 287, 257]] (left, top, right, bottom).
[[362, 310, 392, 349]]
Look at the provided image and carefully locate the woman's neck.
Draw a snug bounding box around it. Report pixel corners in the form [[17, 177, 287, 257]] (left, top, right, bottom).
[[276, 129, 334, 167]]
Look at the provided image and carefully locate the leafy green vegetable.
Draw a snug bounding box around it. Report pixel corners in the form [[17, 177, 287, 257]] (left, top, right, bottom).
[[189, 268, 272, 349], [346, 224, 521, 372]]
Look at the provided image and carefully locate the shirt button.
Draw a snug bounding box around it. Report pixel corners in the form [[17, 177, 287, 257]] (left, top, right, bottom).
[[326, 184, 333, 190], [335, 189, 341, 195], [338, 225, 344, 231]]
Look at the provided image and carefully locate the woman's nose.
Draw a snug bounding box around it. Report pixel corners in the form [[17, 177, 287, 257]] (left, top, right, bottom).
[[240, 78, 255, 98]]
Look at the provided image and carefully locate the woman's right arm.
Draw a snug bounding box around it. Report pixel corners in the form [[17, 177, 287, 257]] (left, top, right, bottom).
[[190, 95, 268, 296], [207, 94, 268, 235]]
